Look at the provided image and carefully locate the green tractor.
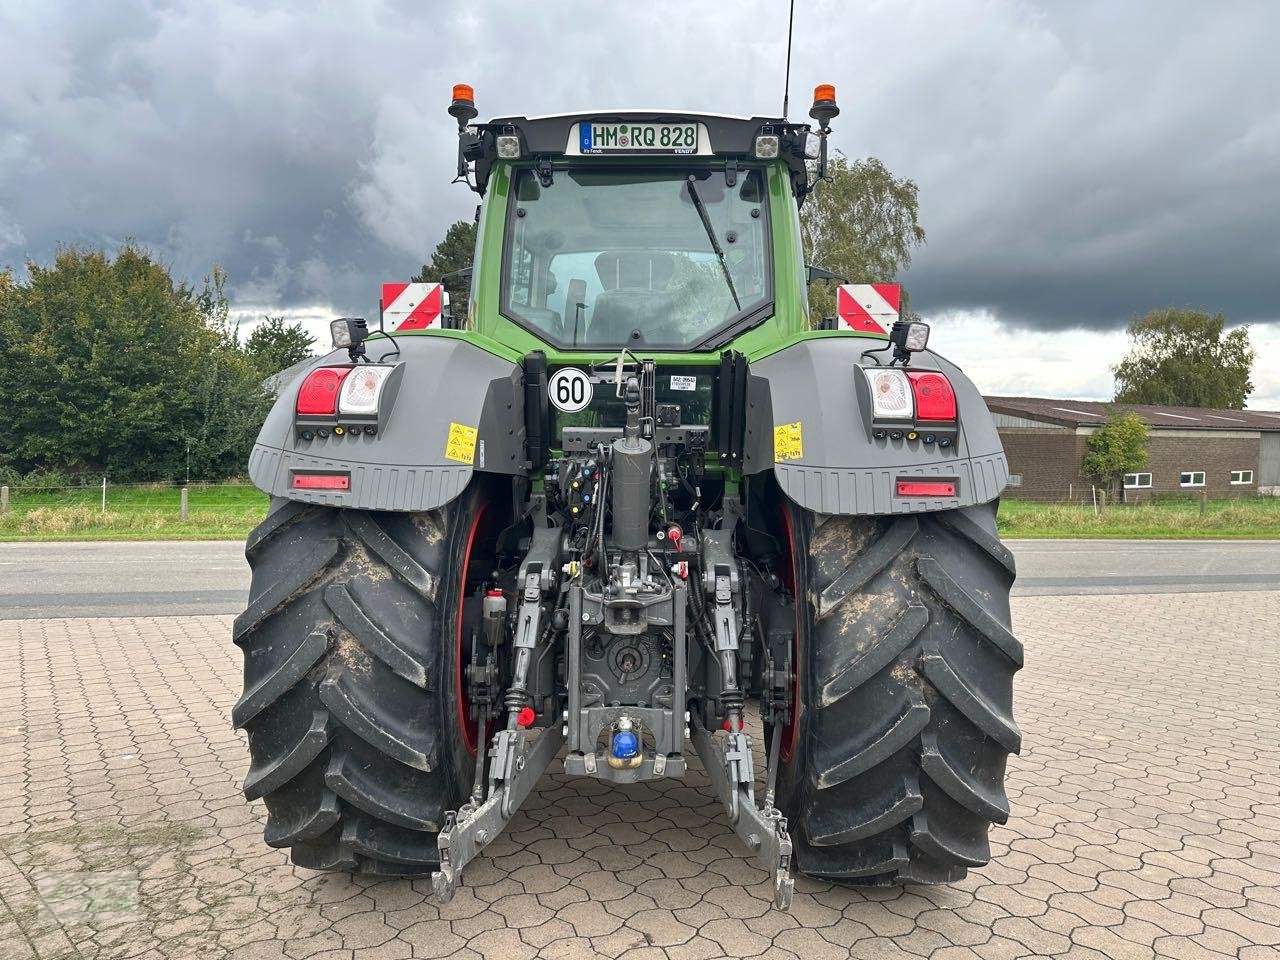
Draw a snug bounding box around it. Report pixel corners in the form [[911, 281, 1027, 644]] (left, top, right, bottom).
[[232, 84, 1021, 910]]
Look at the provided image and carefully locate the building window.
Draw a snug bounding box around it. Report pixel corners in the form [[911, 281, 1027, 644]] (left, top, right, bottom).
[[1123, 473, 1152, 489], [1007, 474, 1023, 488], [1179, 471, 1206, 487], [1230, 470, 1253, 485]]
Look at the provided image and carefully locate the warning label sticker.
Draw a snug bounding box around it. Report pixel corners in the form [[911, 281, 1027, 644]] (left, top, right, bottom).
[[773, 421, 803, 462], [445, 422, 478, 464]]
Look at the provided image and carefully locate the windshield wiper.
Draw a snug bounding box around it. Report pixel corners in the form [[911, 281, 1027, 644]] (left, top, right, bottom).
[[686, 174, 741, 312]]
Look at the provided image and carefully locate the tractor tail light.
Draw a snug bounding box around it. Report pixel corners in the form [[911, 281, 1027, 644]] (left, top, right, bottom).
[[292, 473, 350, 490], [297, 367, 352, 416], [339, 365, 393, 415], [863, 368, 914, 420], [906, 371, 957, 421], [897, 480, 957, 497]]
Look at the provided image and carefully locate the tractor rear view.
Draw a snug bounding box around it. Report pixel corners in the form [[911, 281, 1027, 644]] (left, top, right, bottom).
[[232, 84, 1021, 909]]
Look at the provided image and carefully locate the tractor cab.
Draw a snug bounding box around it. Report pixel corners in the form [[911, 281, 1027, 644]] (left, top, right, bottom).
[[449, 92, 831, 355]]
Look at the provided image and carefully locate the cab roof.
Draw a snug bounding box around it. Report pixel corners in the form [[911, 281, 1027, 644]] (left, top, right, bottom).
[[462, 110, 814, 199], [483, 110, 802, 156], [507, 110, 756, 122]]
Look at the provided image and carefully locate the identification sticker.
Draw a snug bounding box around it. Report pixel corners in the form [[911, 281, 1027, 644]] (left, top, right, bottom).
[[669, 375, 697, 392], [774, 421, 804, 462], [445, 422, 478, 464]]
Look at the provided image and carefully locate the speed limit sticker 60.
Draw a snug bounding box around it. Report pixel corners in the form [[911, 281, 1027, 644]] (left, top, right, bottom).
[[548, 368, 593, 413]]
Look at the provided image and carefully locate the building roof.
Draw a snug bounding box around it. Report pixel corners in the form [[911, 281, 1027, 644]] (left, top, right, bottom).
[[984, 396, 1280, 431]]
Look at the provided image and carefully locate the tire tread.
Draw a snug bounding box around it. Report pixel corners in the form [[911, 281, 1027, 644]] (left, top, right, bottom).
[[781, 501, 1021, 886], [236, 497, 476, 876]]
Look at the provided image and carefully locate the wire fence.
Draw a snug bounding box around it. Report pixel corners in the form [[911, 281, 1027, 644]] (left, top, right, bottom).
[[1, 480, 1276, 513], [1002, 484, 1279, 508], [0, 475, 1276, 540], [0, 480, 268, 520]]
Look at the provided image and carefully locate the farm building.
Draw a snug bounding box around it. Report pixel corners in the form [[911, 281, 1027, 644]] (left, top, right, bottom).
[[984, 396, 1280, 501]]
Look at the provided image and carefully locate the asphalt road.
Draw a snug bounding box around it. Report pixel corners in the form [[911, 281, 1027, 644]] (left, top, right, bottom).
[[1, 537, 1277, 619]]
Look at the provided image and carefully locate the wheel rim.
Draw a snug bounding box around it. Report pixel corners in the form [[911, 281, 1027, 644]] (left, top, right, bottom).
[[780, 504, 800, 763], [456, 502, 489, 757]]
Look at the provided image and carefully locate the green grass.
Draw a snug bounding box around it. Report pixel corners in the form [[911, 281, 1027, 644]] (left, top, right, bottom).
[[1, 483, 1277, 541], [997, 497, 1280, 539], [0, 483, 269, 541]]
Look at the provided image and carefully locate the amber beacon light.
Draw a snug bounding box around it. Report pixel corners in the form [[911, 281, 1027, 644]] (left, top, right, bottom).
[[809, 83, 839, 127], [449, 83, 478, 128]]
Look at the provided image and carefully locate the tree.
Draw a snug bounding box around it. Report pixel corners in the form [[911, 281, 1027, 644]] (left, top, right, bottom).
[[186, 266, 278, 481], [414, 219, 477, 316], [244, 315, 315, 374], [1113, 308, 1255, 409], [0, 245, 270, 481], [1081, 411, 1149, 500], [800, 154, 926, 322]]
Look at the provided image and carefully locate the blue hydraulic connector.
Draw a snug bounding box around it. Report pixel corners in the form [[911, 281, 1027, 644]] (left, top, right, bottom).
[[611, 729, 639, 761]]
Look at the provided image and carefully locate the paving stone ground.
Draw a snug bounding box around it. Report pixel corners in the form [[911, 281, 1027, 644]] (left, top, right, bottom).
[[1, 592, 1278, 959]]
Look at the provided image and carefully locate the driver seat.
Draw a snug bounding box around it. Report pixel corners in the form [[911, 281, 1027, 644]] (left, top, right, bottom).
[[588, 252, 676, 343]]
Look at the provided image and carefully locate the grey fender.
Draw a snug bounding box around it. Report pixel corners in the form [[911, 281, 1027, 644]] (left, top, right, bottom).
[[248, 336, 524, 511], [746, 337, 1008, 515]]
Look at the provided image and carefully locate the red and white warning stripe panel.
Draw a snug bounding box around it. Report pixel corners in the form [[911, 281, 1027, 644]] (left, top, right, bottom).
[[382, 282, 442, 331], [836, 284, 900, 335]]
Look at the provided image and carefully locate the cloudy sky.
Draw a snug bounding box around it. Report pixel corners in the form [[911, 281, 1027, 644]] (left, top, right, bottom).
[[1, 0, 1277, 405]]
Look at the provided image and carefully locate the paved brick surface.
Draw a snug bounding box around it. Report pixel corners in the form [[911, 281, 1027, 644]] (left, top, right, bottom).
[[1, 593, 1278, 959]]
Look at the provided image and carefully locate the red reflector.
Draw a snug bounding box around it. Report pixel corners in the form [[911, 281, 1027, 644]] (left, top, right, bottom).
[[292, 474, 350, 490], [906, 371, 957, 421], [897, 480, 957, 497], [296, 367, 351, 416], [517, 707, 536, 728]]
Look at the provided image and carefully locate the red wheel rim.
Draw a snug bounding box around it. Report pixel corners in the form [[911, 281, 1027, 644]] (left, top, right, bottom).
[[780, 505, 800, 763], [456, 503, 488, 757]]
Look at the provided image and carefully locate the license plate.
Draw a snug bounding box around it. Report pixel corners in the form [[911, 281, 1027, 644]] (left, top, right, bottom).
[[580, 122, 699, 155]]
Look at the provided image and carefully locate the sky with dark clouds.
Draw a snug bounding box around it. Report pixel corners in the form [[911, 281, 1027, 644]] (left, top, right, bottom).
[[1, 0, 1277, 403]]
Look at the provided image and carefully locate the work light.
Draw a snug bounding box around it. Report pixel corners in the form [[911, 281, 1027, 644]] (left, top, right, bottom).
[[330, 317, 369, 361], [889, 319, 930, 362], [330, 318, 368, 350], [496, 135, 521, 159], [753, 135, 780, 159]]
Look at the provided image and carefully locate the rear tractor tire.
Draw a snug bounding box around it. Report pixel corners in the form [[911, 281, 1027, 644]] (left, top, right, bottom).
[[775, 499, 1022, 885], [232, 488, 494, 875]]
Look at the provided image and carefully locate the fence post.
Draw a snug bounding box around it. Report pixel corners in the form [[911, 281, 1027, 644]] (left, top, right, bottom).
[[1091, 485, 1099, 516], [101, 477, 107, 515], [1200, 490, 1207, 516], [1, 485, 7, 514], [1068, 482, 1073, 503], [180, 486, 189, 522]]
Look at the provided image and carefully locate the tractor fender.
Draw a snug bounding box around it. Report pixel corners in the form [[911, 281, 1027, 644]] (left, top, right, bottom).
[[247, 336, 524, 511], [745, 337, 1009, 515]]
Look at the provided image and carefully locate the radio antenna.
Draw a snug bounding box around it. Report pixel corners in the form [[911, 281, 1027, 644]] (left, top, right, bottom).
[[782, 0, 796, 118]]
